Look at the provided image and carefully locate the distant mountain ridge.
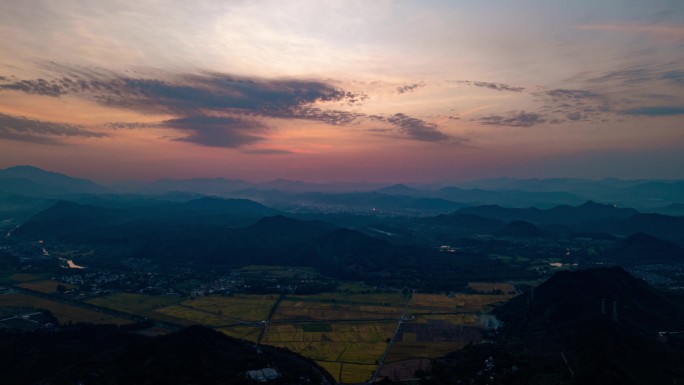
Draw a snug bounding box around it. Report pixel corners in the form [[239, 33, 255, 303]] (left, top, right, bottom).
[[0, 165, 109, 196], [3, 165, 684, 211], [457, 200, 638, 224]]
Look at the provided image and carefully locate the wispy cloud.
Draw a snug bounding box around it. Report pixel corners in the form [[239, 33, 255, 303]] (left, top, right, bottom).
[[586, 64, 684, 88], [474, 88, 613, 127], [396, 82, 425, 94], [477, 111, 545, 127], [0, 78, 70, 97], [452, 80, 524, 92], [620, 106, 684, 116], [536, 88, 613, 123], [105, 122, 159, 130], [385, 113, 450, 142], [0, 113, 106, 144], [284, 107, 364, 126]]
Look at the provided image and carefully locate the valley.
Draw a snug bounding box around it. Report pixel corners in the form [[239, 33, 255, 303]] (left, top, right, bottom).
[[1, 166, 684, 384]]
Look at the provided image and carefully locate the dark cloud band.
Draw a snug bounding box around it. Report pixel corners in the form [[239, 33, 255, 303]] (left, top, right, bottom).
[[0, 113, 106, 145]]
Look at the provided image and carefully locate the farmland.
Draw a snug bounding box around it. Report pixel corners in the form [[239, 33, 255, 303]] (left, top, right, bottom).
[[16, 279, 76, 294], [84, 287, 513, 383], [1, 274, 514, 383], [411, 293, 512, 313], [0, 292, 130, 325], [179, 294, 277, 322], [86, 292, 183, 316]]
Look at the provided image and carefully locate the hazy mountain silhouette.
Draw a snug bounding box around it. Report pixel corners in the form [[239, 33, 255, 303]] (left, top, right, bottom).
[[457, 201, 638, 224], [0, 165, 109, 196], [494, 220, 548, 238], [605, 232, 684, 264]]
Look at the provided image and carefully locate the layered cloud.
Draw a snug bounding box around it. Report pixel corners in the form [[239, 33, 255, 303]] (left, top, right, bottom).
[[163, 116, 267, 148], [0, 113, 106, 145], [0, 68, 367, 147], [0, 66, 459, 147]]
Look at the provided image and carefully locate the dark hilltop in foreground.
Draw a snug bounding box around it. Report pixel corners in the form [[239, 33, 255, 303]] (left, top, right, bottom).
[[0, 324, 333, 385], [428, 267, 684, 385]]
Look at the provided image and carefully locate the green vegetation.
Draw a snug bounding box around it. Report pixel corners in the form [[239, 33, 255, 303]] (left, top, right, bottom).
[[86, 292, 182, 315], [181, 294, 277, 322], [302, 323, 332, 332]]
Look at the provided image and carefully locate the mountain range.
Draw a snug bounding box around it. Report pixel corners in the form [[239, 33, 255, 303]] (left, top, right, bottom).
[[2, 165, 684, 211]]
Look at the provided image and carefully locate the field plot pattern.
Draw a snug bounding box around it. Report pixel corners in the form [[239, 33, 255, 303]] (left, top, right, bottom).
[[2, 277, 514, 384]]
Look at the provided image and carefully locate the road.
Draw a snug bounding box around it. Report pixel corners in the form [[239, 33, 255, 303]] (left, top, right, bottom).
[[369, 291, 413, 383], [256, 293, 284, 347]]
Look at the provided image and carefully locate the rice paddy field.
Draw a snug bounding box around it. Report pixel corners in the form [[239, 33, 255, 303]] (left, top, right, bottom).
[[15, 279, 76, 294], [179, 294, 278, 322], [411, 293, 513, 313], [274, 300, 405, 321], [86, 292, 183, 315], [30, 282, 516, 383]]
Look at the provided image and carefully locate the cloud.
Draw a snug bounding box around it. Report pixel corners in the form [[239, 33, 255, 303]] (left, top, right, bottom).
[[453, 80, 524, 92], [0, 113, 106, 144], [545, 89, 599, 100], [396, 82, 425, 94], [620, 106, 684, 116], [1, 66, 372, 148], [105, 121, 159, 129], [0, 78, 69, 97], [662, 70, 684, 86], [587, 64, 684, 88], [89, 74, 358, 116], [1, 65, 467, 146], [1, 66, 363, 116], [532, 88, 613, 124], [284, 107, 364, 126], [163, 116, 266, 148], [385, 113, 450, 141], [477, 111, 545, 127]]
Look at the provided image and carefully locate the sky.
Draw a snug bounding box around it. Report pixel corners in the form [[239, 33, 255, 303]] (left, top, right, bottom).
[[0, 0, 683, 183]]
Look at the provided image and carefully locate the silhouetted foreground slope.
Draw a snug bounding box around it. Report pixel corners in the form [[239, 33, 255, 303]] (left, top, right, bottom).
[[0, 324, 332, 385], [427, 267, 684, 385]]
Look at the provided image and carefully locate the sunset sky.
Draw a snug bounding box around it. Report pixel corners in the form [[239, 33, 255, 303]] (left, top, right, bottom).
[[1, 0, 683, 182]]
